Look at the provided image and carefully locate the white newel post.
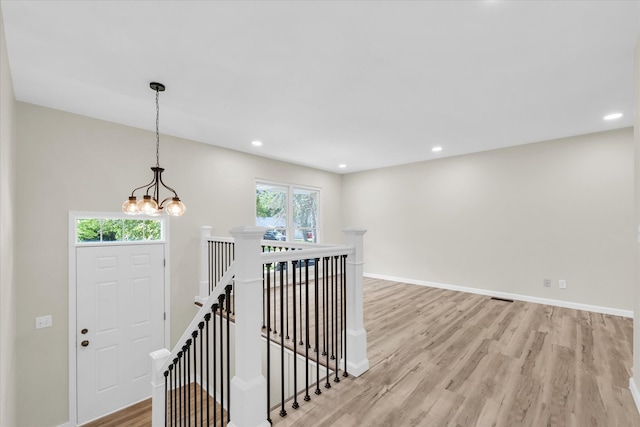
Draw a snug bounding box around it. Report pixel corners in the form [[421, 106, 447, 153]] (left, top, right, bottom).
[[197, 226, 213, 304], [228, 226, 270, 427], [150, 348, 171, 427], [342, 227, 370, 377]]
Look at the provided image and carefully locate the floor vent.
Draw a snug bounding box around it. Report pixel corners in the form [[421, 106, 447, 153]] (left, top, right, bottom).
[[490, 297, 514, 303]]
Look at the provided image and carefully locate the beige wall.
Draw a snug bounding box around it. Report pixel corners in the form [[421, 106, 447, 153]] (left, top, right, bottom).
[[0, 3, 17, 426], [343, 129, 635, 311], [14, 102, 343, 426]]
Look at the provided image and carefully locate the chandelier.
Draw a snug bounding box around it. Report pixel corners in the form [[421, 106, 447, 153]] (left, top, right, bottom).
[[122, 82, 186, 216]]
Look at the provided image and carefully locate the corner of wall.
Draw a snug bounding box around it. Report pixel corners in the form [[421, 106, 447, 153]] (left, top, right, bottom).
[[0, 3, 18, 427]]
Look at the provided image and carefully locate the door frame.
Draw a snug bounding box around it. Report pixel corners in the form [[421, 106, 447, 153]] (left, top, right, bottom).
[[67, 211, 171, 427]]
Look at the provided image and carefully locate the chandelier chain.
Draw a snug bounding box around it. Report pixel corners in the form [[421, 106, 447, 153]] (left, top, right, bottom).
[[155, 87, 160, 167]]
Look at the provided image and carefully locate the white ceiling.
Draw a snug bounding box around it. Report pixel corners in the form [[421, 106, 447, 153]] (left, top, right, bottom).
[[2, 1, 639, 173]]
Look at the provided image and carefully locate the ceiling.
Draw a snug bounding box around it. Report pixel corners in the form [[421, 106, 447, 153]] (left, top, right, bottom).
[[2, 1, 639, 174]]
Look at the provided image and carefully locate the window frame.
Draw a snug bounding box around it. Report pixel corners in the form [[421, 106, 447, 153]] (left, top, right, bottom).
[[255, 179, 321, 244], [73, 212, 166, 246]]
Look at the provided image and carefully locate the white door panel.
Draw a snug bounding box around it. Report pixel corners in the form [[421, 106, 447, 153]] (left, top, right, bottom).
[[76, 244, 164, 424]]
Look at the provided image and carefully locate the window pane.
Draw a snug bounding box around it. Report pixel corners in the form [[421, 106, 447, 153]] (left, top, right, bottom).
[[76, 217, 163, 243], [144, 220, 162, 240], [77, 219, 101, 242], [123, 219, 144, 241], [293, 188, 318, 243], [101, 219, 123, 241], [256, 183, 287, 230]]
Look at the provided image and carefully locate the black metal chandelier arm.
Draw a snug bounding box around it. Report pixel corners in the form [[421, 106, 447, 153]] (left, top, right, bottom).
[[157, 174, 180, 198], [129, 178, 157, 198]]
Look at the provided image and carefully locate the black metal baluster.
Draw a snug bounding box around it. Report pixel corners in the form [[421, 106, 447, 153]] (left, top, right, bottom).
[[204, 313, 211, 427], [177, 352, 182, 427], [304, 259, 311, 402], [208, 241, 212, 294], [332, 257, 337, 362], [342, 255, 349, 378], [212, 241, 217, 291], [285, 258, 289, 340], [173, 358, 179, 427], [174, 358, 180, 427], [214, 241, 218, 291], [218, 295, 225, 426], [292, 260, 299, 410], [279, 263, 287, 418], [191, 332, 198, 427], [324, 257, 331, 389], [164, 364, 173, 426], [211, 304, 218, 427], [221, 242, 225, 283], [266, 263, 273, 424], [186, 340, 191, 427], [178, 352, 187, 426], [225, 284, 232, 422], [164, 370, 169, 427], [272, 264, 277, 335], [333, 256, 342, 383], [217, 242, 222, 287], [314, 258, 321, 396], [231, 244, 236, 315], [298, 260, 304, 347], [262, 247, 268, 329], [322, 257, 328, 357]]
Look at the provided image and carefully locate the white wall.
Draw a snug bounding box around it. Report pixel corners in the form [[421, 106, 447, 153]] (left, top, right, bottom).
[[14, 102, 343, 426], [0, 3, 17, 426], [343, 129, 635, 312]]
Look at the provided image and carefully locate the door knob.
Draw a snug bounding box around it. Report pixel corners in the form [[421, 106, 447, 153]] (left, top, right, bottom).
[[81, 340, 89, 347]]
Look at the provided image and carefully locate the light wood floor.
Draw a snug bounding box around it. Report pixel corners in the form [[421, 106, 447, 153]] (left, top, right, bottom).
[[273, 278, 640, 426], [82, 382, 226, 427], [85, 278, 640, 427]]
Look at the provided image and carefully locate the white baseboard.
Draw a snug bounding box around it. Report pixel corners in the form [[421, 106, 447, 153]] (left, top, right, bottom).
[[56, 423, 71, 427], [364, 273, 633, 318], [630, 378, 640, 415]]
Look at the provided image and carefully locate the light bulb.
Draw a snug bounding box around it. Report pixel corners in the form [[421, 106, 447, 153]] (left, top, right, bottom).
[[165, 198, 186, 216], [122, 197, 139, 214], [137, 195, 159, 215]]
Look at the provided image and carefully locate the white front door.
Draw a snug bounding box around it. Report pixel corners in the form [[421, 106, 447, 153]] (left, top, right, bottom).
[[76, 243, 165, 424]]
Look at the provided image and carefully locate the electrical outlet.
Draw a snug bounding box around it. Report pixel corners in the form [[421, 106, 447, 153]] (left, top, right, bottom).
[[559, 279, 567, 289], [543, 279, 551, 288], [35, 315, 52, 329]]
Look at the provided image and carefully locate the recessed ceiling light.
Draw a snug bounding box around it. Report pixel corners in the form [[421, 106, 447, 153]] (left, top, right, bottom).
[[432, 146, 443, 152], [252, 140, 263, 147], [338, 164, 347, 169], [604, 113, 623, 121]]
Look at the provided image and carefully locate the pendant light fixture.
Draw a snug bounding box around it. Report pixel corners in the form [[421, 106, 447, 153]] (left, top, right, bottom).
[[122, 82, 186, 216]]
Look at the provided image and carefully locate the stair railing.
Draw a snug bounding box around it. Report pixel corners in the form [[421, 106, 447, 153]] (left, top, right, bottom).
[[151, 261, 236, 426], [151, 226, 369, 427]]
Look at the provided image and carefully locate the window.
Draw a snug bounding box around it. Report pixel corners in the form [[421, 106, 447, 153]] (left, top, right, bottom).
[[256, 181, 319, 243], [76, 217, 163, 243]]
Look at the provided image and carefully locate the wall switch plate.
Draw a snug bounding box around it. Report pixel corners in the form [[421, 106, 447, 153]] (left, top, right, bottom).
[[544, 279, 551, 288], [559, 280, 567, 289], [35, 315, 52, 329]]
